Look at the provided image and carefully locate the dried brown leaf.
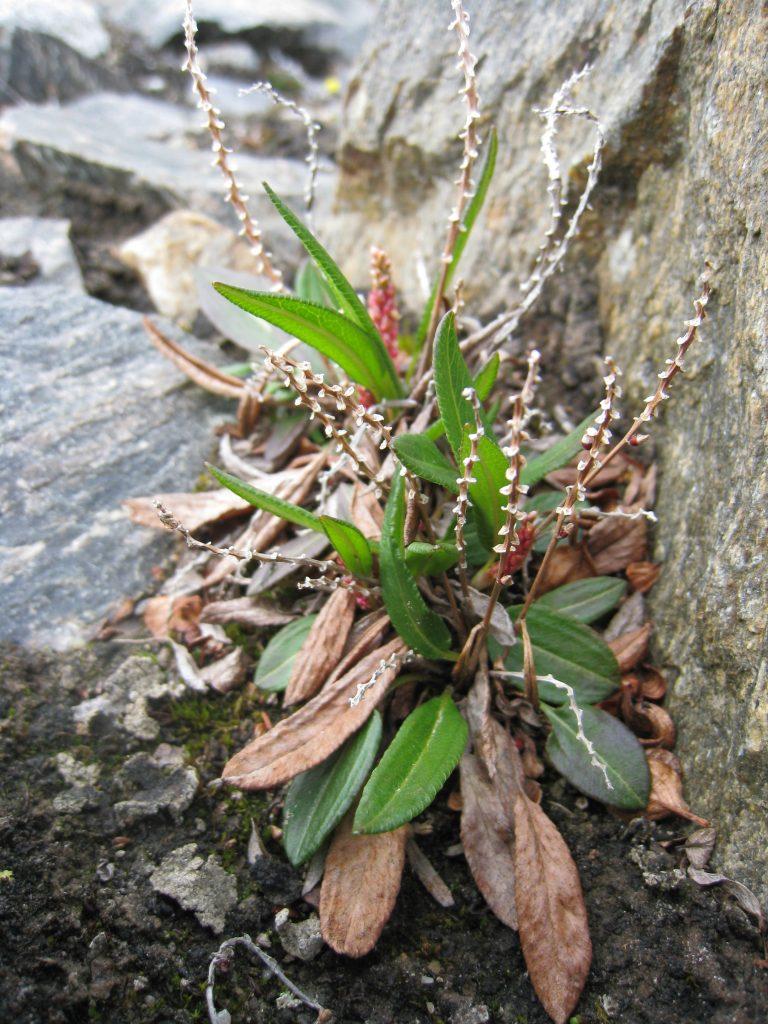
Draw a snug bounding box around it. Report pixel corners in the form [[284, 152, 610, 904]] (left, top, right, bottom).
[[514, 790, 592, 1024], [687, 868, 765, 931], [622, 697, 676, 748], [587, 514, 647, 574], [126, 488, 250, 531], [546, 453, 630, 490], [608, 622, 651, 671], [199, 647, 247, 694], [639, 667, 667, 701], [406, 838, 454, 908], [144, 318, 244, 398], [144, 594, 202, 639], [684, 827, 717, 870], [285, 588, 357, 704], [460, 753, 518, 930], [222, 639, 405, 790], [535, 545, 592, 594], [626, 561, 661, 593], [200, 597, 296, 629], [327, 613, 391, 686], [604, 592, 646, 642], [349, 483, 384, 540], [644, 749, 709, 826], [319, 812, 408, 957]]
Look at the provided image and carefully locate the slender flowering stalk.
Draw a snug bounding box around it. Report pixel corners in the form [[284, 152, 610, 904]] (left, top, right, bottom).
[[239, 81, 321, 223], [182, 1, 283, 288], [153, 501, 337, 573], [420, 0, 482, 366], [453, 387, 483, 598], [297, 575, 380, 600], [367, 247, 401, 360], [349, 650, 410, 707]]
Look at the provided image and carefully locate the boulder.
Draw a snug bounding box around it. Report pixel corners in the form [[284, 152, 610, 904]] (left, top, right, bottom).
[[331, 1, 768, 899]]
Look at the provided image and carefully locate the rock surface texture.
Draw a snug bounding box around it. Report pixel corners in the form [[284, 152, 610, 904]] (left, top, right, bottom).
[[330, 1, 767, 899]]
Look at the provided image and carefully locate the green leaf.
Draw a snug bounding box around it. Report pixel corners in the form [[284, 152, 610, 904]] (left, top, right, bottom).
[[255, 617, 317, 691], [379, 474, 455, 660], [283, 711, 382, 865], [523, 490, 587, 553], [521, 411, 597, 487], [460, 429, 507, 547], [537, 577, 627, 624], [354, 691, 468, 833], [207, 463, 321, 531], [319, 515, 373, 577], [212, 287, 401, 401], [417, 129, 498, 345], [265, 183, 377, 335], [474, 352, 500, 402], [543, 703, 650, 810], [405, 540, 460, 577], [504, 604, 620, 705], [433, 312, 476, 458], [393, 434, 458, 492], [294, 258, 334, 307]]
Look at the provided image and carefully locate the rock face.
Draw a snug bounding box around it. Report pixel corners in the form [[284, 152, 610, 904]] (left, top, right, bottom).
[[0, 219, 229, 649], [331, 2, 768, 898]]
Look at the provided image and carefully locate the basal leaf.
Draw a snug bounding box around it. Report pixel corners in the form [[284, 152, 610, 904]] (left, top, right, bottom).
[[379, 474, 454, 660], [504, 604, 620, 704], [537, 577, 627, 624], [524, 490, 588, 552], [354, 691, 468, 833], [255, 616, 318, 691], [319, 515, 373, 577], [295, 258, 334, 308], [212, 286, 401, 400], [283, 711, 382, 866], [393, 434, 458, 492], [265, 183, 377, 335], [474, 351, 500, 402], [405, 540, 460, 577], [521, 411, 597, 487], [460, 429, 507, 547], [433, 311, 476, 457], [544, 703, 650, 810], [207, 464, 321, 531], [417, 129, 498, 345]]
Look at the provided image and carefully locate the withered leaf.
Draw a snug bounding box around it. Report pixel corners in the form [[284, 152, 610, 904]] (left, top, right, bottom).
[[319, 812, 408, 957], [144, 318, 244, 398], [604, 591, 646, 642], [687, 868, 765, 931], [622, 698, 676, 748], [608, 622, 652, 672], [587, 514, 647, 575], [125, 489, 250, 531], [285, 588, 357, 704], [200, 597, 296, 629], [644, 749, 709, 826], [460, 753, 518, 929], [535, 545, 593, 594], [406, 837, 454, 908], [514, 790, 592, 1024], [349, 483, 384, 540], [222, 639, 405, 790], [626, 560, 661, 594], [199, 647, 247, 694], [684, 827, 717, 870], [327, 613, 391, 686]]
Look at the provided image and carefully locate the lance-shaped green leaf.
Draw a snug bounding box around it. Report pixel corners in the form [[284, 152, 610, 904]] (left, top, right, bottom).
[[264, 183, 378, 335], [417, 129, 498, 345], [474, 351, 500, 401], [543, 702, 650, 810], [379, 474, 454, 660], [295, 258, 334, 308], [255, 616, 318, 691], [460, 429, 507, 548], [207, 463, 321, 531], [537, 577, 627, 624], [393, 434, 459, 492], [283, 711, 382, 865], [405, 540, 460, 577], [523, 490, 588, 552], [504, 605, 620, 705], [521, 411, 598, 487], [318, 515, 373, 577], [354, 691, 468, 833], [433, 311, 475, 457], [213, 287, 401, 401]]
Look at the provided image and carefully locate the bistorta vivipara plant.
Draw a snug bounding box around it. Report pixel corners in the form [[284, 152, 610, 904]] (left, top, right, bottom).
[[144, 3, 713, 1021]]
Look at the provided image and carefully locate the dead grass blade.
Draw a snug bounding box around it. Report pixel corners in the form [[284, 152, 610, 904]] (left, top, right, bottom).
[[406, 837, 454, 908], [460, 753, 518, 929], [125, 489, 250, 531], [144, 318, 244, 398], [200, 597, 296, 629], [514, 790, 592, 1024], [285, 588, 357, 704], [222, 639, 405, 789], [319, 812, 408, 957]]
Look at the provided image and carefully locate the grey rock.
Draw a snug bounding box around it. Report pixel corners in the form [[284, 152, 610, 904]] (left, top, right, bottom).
[[0, 244, 229, 648], [113, 748, 198, 826], [0, 1, 110, 61], [274, 908, 324, 961], [333, 0, 768, 902], [0, 92, 329, 270], [0, 26, 117, 104], [52, 751, 101, 813], [150, 843, 237, 934], [0, 217, 83, 290], [73, 656, 184, 740]]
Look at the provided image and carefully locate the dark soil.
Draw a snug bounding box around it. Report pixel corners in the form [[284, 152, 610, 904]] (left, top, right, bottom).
[[1, 643, 765, 1024]]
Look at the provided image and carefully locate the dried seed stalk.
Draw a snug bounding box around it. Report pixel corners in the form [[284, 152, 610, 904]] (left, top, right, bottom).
[[453, 386, 483, 596]]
